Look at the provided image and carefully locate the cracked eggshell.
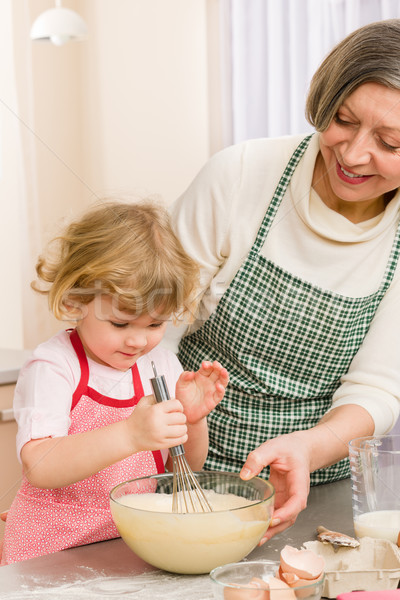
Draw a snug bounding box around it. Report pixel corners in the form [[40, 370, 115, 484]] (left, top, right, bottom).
[[278, 566, 324, 587], [280, 546, 325, 580], [267, 576, 297, 600], [222, 577, 268, 600], [222, 576, 297, 600], [278, 566, 325, 599]]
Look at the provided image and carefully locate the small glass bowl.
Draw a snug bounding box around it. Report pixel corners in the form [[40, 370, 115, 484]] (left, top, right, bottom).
[[210, 560, 325, 599]]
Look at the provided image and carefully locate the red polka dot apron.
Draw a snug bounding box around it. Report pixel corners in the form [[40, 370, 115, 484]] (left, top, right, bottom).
[[178, 135, 400, 485], [2, 329, 164, 564]]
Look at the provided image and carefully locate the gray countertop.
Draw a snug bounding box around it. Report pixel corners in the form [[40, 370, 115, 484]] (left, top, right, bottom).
[[0, 478, 354, 599]]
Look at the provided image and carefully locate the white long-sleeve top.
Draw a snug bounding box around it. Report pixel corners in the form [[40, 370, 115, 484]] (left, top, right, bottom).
[[168, 133, 400, 435], [13, 330, 182, 461]]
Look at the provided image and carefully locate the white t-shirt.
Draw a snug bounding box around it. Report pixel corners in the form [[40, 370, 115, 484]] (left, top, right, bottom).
[[166, 133, 400, 435], [14, 330, 183, 461]]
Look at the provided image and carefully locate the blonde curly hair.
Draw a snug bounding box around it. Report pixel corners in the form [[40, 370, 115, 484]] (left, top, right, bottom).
[[32, 199, 200, 322]]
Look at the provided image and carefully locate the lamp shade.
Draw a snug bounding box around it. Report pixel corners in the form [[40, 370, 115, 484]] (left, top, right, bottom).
[[30, 6, 88, 46]]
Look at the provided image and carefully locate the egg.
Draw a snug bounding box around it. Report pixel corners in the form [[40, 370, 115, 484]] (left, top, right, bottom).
[[280, 545, 325, 580]]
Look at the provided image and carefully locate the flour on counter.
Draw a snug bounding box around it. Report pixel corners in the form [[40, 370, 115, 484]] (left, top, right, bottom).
[[2, 570, 214, 600]]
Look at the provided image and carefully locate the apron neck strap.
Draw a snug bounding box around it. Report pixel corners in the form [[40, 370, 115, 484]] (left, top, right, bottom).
[[252, 134, 313, 255]]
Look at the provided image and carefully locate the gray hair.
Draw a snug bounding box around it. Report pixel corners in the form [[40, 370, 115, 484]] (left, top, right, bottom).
[[306, 19, 400, 131]]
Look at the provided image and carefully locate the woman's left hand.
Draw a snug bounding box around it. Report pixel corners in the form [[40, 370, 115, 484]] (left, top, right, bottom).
[[240, 431, 311, 543], [175, 361, 229, 423]]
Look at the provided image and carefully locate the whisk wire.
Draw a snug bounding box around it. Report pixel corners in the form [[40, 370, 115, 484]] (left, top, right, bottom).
[[150, 362, 213, 514], [172, 453, 212, 513]]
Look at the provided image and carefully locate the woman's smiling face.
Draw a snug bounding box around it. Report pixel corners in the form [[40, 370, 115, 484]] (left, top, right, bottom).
[[316, 82, 400, 219]]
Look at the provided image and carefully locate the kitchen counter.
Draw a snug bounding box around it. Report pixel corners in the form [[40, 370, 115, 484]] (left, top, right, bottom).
[[0, 348, 31, 386], [0, 478, 353, 599], [0, 348, 32, 540]]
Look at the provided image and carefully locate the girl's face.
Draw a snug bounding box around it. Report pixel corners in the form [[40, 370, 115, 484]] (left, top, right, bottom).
[[76, 295, 169, 371], [315, 82, 400, 221]]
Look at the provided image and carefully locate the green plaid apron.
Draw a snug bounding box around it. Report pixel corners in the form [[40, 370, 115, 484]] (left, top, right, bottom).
[[178, 135, 400, 485]]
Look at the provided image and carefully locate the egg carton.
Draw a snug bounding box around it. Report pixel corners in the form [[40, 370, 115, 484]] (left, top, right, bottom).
[[303, 537, 400, 598]]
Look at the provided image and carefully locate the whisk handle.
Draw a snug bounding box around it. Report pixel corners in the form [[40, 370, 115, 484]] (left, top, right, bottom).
[[150, 369, 185, 458], [150, 372, 170, 403], [169, 444, 184, 457]]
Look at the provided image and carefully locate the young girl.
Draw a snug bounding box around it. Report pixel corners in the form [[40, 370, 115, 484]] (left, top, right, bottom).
[[1, 200, 228, 565]]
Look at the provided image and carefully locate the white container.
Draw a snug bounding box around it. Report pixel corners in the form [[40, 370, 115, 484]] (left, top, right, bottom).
[[303, 538, 400, 598], [349, 435, 400, 544]]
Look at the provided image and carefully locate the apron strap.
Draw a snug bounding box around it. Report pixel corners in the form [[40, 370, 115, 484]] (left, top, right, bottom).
[[70, 329, 90, 410], [152, 450, 165, 474], [69, 328, 165, 472], [380, 213, 400, 293], [252, 134, 313, 255], [69, 328, 142, 408]]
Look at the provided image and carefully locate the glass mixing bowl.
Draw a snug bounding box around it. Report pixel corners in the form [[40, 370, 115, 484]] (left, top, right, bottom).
[[110, 471, 275, 574], [210, 560, 325, 600]]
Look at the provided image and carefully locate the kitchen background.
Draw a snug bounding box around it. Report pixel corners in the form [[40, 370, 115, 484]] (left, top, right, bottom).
[[1, 0, 400, 540]]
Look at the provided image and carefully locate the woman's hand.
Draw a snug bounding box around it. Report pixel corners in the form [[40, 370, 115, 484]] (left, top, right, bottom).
[[175, 361, 229, 424], [240, 431, 311, 543], [241, 405, 375, 542]]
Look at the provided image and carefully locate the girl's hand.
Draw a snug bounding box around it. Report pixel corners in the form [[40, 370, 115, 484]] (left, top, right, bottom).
[[126, 395, 188, 452], [239, 431, 311, 543], [175, 361, 229, 424]]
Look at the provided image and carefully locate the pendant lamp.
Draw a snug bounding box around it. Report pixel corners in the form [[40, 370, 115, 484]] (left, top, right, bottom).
[[30, 0, 88, 46]]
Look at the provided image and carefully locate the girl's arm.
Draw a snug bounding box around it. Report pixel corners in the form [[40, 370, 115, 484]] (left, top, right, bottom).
[[21, 395, 188, 489], [16, 338, 189, 489]]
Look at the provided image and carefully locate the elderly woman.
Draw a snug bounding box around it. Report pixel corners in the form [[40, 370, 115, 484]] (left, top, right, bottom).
[[169, 19, 400, 540]]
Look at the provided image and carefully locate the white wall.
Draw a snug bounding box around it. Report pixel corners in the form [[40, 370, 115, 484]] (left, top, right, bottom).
[[2, 0, 212, 350], [0, 1, 24, 349], [81, 0, 210, 206]]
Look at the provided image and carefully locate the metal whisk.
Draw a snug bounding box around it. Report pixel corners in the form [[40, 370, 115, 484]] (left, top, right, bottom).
[[150, 362, 213, 514]]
